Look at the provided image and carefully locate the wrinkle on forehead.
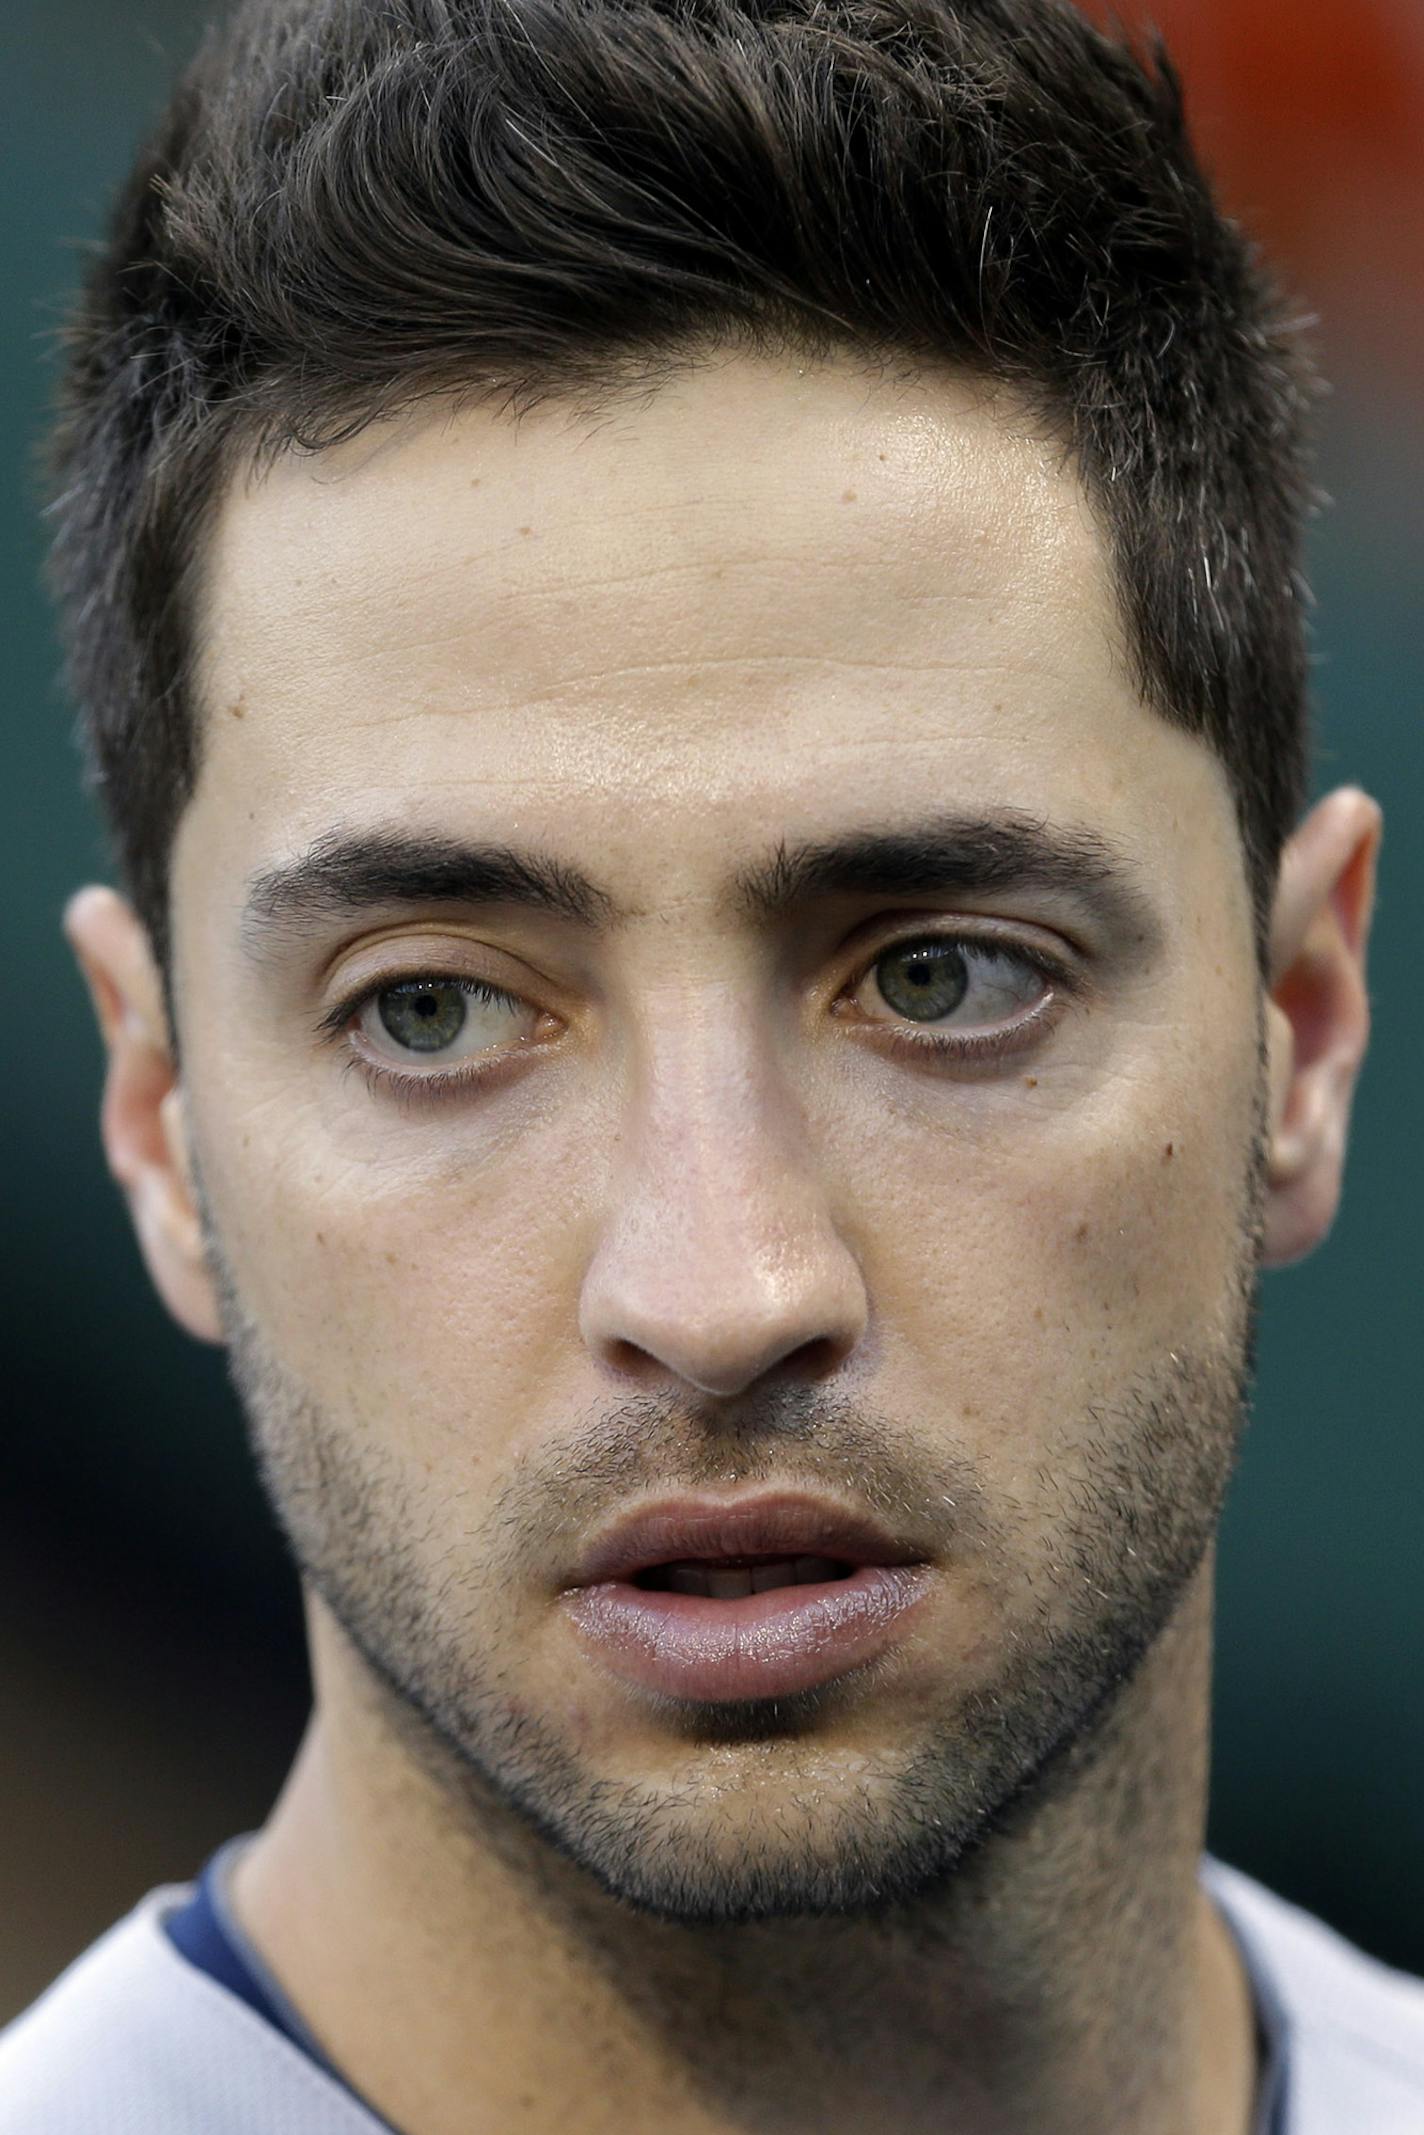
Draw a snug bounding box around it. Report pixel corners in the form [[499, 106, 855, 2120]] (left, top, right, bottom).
[[197, 353, 1124, 736], [176, 349, 1251, 985]]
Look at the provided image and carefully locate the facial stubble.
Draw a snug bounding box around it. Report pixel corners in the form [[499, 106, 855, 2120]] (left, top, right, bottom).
[[202, 1102, 1266, 1929]]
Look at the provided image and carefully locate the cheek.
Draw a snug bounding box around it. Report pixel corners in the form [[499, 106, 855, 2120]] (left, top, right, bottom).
[[192, 954, 1259, 1496], [842, 1038, 1260, 1465], [1029, 1078, 1253, 1330], [195, 1077, 603, 1471]]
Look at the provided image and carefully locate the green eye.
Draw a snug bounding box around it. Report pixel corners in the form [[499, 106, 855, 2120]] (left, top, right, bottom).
[[873, 941, 970, 1023], [353, 976, 536, 1068], [858, 935, 1051, 1037], [377, 980, 470, 1053]]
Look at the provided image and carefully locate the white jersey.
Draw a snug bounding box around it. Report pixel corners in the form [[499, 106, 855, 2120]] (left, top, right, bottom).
[[0, 1857, 1420, 2132]]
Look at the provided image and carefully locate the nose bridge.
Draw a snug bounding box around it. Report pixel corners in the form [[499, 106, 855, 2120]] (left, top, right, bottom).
[[643, 985, 787, 1198], [578, 983, 868, 1396]]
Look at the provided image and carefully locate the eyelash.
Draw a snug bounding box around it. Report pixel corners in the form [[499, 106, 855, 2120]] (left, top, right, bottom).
[[319, 934, 1079, 1107], [317, 978, 534, 1113], [862, 939, 1074, 1070]]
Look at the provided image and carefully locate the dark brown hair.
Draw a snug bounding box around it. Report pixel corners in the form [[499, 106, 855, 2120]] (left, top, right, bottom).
[[47, 0, 1319, 975]]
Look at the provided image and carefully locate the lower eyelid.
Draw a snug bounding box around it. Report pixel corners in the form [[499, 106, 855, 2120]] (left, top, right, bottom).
[[356, 1025, 543, 1080], [342, 1039, 539, 1110], [869, 1006, 1063, 1074]]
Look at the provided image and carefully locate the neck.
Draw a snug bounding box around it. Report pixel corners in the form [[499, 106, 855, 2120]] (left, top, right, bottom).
[[233, 1563, 1256, 2135]]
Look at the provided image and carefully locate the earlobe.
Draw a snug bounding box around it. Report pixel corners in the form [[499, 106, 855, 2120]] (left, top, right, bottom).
[[65, 887, 225, 1345], [1260, 789, 1382, 1269]]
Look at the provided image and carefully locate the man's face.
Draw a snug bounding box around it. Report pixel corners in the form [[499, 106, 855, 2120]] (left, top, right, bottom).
[[173, 356, 1264, 1921]]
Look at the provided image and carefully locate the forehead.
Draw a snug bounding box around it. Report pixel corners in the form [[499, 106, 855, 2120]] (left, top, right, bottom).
[[187, 354, 1233, 907]]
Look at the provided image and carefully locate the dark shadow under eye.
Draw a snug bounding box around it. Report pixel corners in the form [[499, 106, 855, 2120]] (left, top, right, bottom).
[[875, 942, 969, 1022], [378, 981, 469, 1053]]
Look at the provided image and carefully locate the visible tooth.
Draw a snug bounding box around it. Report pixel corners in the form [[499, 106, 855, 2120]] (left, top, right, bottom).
[[751, 1560, 800, 1592], [666, 1566, 711, 1595], [794, 1556, 843, 1584], [704, 1568, 756, 1599]]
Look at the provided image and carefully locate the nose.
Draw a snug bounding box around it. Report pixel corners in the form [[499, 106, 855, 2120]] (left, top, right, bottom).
[[578, 1014, 869, 1400]]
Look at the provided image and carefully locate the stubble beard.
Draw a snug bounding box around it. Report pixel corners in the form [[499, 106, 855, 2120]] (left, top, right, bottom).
[[205, 1128, 1266, 1929]]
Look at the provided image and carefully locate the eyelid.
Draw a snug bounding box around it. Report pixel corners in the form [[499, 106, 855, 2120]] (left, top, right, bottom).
[[836, 923, 1080, 1069], [316, 970, 533, 1041], [319, 973, 553, 1111], [317, 922, 1082, 1108], [844, 920, 1080, 1000]]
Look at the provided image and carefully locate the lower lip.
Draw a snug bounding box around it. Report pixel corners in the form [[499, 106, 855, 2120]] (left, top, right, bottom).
[[560, 1564, 933, 1702]]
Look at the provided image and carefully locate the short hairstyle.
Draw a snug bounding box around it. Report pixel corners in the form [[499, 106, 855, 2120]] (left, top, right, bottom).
[[47, 0, 1319, 978]]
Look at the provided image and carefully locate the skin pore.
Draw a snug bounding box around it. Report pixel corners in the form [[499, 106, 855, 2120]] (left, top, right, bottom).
[[68, 355, 1380, 2135]]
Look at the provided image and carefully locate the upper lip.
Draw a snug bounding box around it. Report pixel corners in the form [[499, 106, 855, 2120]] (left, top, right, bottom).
[[564, 1491, 930, 1588]]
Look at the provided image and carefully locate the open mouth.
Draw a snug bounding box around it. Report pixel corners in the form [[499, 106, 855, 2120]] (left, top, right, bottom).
[[561, 1493, 935, 1700], [631, 1555, 856, 1596], [566, 1490, 929, 1593]]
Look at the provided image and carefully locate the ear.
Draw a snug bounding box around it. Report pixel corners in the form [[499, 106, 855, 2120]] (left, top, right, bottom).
[[1261, 788, 1382, 1269], [64, 887, 224, 1344]]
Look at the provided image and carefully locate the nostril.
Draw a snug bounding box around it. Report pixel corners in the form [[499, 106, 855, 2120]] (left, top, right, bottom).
[[580, 1241, 868, 1403], [772, 1333, 851, 1385]]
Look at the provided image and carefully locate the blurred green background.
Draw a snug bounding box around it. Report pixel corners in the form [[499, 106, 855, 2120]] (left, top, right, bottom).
[[2, 0, 1420, 2018]]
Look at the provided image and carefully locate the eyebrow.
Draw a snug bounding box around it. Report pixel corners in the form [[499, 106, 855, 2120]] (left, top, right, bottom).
[[241, 810, 1159, 960]]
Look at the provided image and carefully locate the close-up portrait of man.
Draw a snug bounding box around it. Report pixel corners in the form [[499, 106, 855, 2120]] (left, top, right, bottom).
[[1, 0, 1420, 2129]]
